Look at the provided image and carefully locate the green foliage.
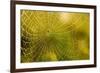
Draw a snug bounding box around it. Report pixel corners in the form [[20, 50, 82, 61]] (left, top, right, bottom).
[[21, 10, 90, 63]]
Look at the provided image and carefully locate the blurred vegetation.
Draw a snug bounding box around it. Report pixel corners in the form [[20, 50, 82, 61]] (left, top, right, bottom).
[[20, 10, 90, 63]]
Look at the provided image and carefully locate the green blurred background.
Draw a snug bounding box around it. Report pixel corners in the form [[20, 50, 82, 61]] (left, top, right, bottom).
[[20, 10, 90, 63]]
